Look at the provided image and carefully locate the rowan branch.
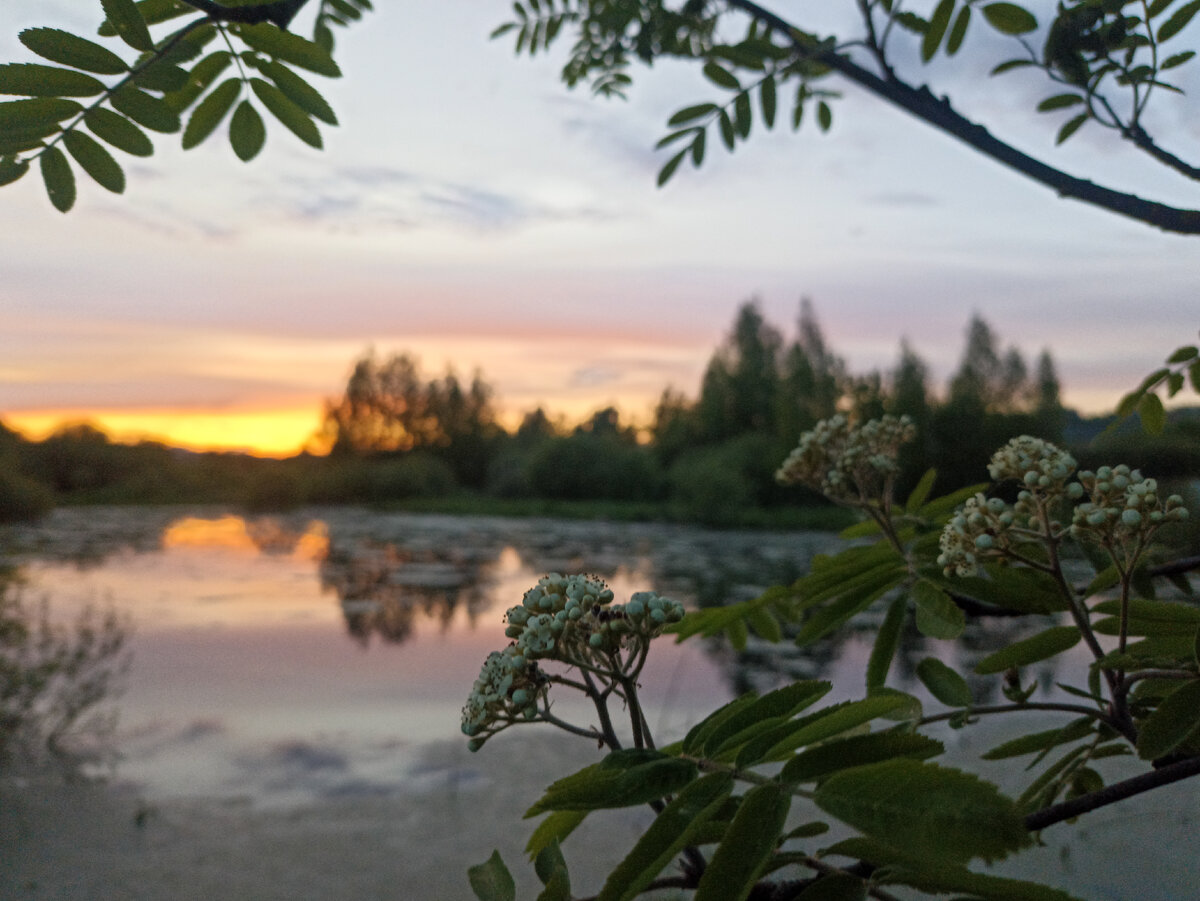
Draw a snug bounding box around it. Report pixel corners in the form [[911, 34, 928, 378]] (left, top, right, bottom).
[[178, 0, 312, 29]]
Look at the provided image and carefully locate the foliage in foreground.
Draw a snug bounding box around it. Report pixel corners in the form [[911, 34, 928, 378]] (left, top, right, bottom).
[[460, 362, 1200, 900]]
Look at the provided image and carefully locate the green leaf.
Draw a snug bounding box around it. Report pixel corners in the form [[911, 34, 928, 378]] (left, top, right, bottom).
[[922, 0, 956, 61], [133, 60, 189, 93], [817, 100, 832, 131], [740, 695, 913, 766], [110, 85, 181, 132], [975, 626, 1081, 675], [39, 146, 76, 212], [229, 99, 266, 161], [261, 60, 337, 124], [916, 657, 972, 707], [759, 74, 776, 128], [236, 23, 342, 77], [597, 773, 734, 901], [795, 874, 867, 901], [1038, 93, 1084, 112], [468, 850, 515, 901], [981, 716, 1096, 760], [657, 148, 686, 187], [1055, 112, 1088, 145], [0, 98, 82, 129], [992, 57, 1036, 74], [683, 692, 760, 754], [904, 469, 937, 514], [826, 837, 1084, 900], [866, 595, 907, 692], [526, 809, 586, 859], [99, 0, 194, 34], [781, 731, 944, 783], [1167, 346, 1199, 365], [1162, 50, 1197, 69], [0, 64, 106, 98], [815, 760, 1030, 864], [912, 580, 965, 639], [0, 158, 30, 188], [1139, 391, 1167, 434], [526, 751, 698, 815], [163, 50, 231, 113], [182, 77, 239, 149], [744, 603, 781, 642], [982, 2, 1038, 34], [100, 0, 156, 52], [63, 130, 124, 193], [1137, 679, 1200, 760], [251, 78, 322, 148], [667, 102, 716, 126], [702, 60, 740, 90], [704, 680, 833, 756], [733, 91, 752, 139], [695, 783, 790, 901], [85, 107, 154, 156], [690, 127, 706, 166], [1158, 0, 1200, 41], [946, 5, 971, 55], [1092, 598, 1200, 636], [533, 839, 571, 901], [19, 28, 128, 75]]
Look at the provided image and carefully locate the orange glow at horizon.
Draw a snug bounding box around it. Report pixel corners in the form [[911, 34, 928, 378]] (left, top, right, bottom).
[[163, 515, 330, 560], [4, 406, 329, 458]]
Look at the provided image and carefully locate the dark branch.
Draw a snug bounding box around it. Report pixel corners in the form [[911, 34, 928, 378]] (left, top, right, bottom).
[[179, 0, 311, 29], [1127, 124, 1200, 183], [1148, 554, 1200, 579], [1024, 754, 1200, 831], [722, 0, 1200, 235]]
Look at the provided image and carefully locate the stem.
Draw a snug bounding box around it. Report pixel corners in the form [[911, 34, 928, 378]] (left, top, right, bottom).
[[539, 708, 603, 741], [582, 669, 622, 750], [918, 701, 1117, 729], [1025, 754, 1200, 831], [179, 0, 312, 29]]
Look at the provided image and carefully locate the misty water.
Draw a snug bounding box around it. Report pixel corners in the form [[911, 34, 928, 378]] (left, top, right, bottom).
[[4, 506, 1198, 899]]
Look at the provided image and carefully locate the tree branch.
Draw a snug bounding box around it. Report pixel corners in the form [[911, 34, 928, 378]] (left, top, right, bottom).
[[1024, 754, 1200, 831], [722, 0, 1200, 235]]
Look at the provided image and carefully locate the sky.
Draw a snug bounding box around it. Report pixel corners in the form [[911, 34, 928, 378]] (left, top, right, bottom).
[[2, 1, 1198, 455]]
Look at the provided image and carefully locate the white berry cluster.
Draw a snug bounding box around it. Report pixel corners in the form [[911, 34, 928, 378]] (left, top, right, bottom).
[[937, 493, 1016, 577], [987, 436, 1077, 499], [776, 414, 916, 504], [461, 574, 685, 750], [1070, 465, 1188, 545]]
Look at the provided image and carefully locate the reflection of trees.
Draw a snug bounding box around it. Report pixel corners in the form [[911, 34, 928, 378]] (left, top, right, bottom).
[[319, 540, 496, 647]]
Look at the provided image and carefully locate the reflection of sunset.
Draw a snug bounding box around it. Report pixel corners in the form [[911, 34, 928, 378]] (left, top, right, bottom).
[[6, 407, 325, 457], [163, 516, 329, 561]]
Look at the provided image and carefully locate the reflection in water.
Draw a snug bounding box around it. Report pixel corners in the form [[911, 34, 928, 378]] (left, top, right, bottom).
[[163, 515, 329, 560]]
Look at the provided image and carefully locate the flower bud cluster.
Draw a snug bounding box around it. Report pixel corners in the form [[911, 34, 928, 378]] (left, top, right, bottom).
[[776, 414, 916, 504], [461, 574, 685, 749], [987, 436, 1076, 499], [937, 493, 1015, 577], [1069, 465, 1188, 544]]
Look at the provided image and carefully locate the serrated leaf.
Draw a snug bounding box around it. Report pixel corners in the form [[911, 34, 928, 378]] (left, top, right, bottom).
[[236, 23, 342, 77], [815, 760, 1030, 864], [40, 146, 76, 212], [133, 60, 189, 93], [1138, 391, 1166, 434], [526, 809, 586, 859], [741, 695, 913, 766], [261, 60, 337, 124], [182, 77, 239, 149], [63, 129, 124, 193], [657, 148, 686, 187], [760, 75, 776, 128], [1158, 0, 1200, 41], [0, 64, 106, 98], [163, 50, 231, 113], [534, 839, 570, 894], [916, 657, 972, 707], [0, 158, 30, 187], [0, 98, 83, 129], [526, 751, 698, 815], [100, 0, 156, 52], [1092, 598, 1200, 636], [913, 580, 965, 639], [668, 102, 716, 126], [1038, 93, 1084, 112], [85, 107, 154, 156], [1137, 679, 1200, 759], [923, 0, 956, 61], [983, 2, 1038, 34], [468, 850, 515, 901], [1055, 112, 1089, 144], [597, 773, 733, 901], [904, 469, 937, 514], [946, 5, 971, 55], [694, 783, 790, 901], [251, 78, 321, 148], [704, 681, 833, 757], [782, 731, 943, 783], [975, 626, 1081, 674], [19, 28, 128, 75], [702, 60, 740, 90], [229, 99, 266, 161], [744, 603, 781, 642], [733, 90, 752, 139], [866, 595, 907, 691], [981, 716, 1095, 760], [110, 85, 181, 132], [1162, 50, 1197, 69]]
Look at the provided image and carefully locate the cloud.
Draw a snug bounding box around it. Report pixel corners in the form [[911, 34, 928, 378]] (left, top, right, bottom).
[[863, 191, 940, 207]]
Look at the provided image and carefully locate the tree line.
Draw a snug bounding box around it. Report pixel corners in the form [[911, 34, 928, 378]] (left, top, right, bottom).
[[2, 300, 1198, 525]]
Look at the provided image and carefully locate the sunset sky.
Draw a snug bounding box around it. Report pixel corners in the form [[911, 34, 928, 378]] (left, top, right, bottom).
[[2, 1, 1197, 456]]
